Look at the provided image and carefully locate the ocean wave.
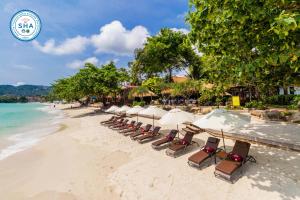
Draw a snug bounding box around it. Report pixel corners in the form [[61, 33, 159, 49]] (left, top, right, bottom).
[[0, 105, 64, 160]]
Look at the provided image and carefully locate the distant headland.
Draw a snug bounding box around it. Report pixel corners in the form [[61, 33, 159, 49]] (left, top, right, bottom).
[[0, 85, 51, 103]]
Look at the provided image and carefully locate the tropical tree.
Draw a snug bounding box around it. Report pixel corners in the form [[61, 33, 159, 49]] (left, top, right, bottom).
[[170, 80, 201, 104], [132, 28, 204, 82], [141, 77, 164, 95], [187, 0, 300, 100], [50, 61, 129, 104]]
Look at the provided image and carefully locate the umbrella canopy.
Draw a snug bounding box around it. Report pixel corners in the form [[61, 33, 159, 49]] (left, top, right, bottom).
[[126, 106, 144, 115], [115, 105, 131, 113], [159, 108, 195, 125], [193, 109, 250, 132], [138, 106, 167, 118], [105, 105, 119, 113]]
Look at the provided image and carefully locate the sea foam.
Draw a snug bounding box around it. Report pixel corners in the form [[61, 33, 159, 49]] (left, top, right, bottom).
[[0, 104, 64, 160]]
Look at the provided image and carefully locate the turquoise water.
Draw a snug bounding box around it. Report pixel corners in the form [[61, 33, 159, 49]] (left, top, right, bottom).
[[0, 103, 49, 135], [0, 103, 63, 160]]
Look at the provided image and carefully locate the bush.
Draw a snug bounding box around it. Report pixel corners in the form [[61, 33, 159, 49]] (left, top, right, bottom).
[[265, 95, 296, 105], [293, 96, 300, 110], [132, 101, 145, 107], [245, 100, 267, 110], [198, 95, 228, 106]]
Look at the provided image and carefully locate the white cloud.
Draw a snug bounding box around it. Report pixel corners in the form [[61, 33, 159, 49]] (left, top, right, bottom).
[[171, 28, 190, 34], [67, 57, 99, 69], [33, 21, 149, 56], [12, 64, 33, 70], [32, 36, 89, 55], [90, 21, 149, 56], [14, 82, 26, 86]]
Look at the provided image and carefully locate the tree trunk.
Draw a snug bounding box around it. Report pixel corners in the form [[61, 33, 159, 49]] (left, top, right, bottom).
[[168, 68, 173, 82]]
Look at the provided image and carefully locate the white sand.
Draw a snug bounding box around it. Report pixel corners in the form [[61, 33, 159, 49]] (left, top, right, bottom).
[[0, 106, 299, 200]]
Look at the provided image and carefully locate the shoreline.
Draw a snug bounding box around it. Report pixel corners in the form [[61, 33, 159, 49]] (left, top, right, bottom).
[[0, 105, 299, 199], [0, 103, 64, 160]]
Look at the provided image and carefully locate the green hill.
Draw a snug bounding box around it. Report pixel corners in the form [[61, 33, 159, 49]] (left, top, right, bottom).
[[0, 85, 51, 96]]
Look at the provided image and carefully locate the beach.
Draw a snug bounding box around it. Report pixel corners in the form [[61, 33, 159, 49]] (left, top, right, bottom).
[[0, 105, 299, 200]]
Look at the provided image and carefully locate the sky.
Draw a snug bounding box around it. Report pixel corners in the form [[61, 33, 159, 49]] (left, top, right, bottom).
[[0, 0, 190, 86]]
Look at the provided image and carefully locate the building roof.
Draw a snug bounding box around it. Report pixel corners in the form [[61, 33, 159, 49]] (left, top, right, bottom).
[[172, 76, 188, 83]]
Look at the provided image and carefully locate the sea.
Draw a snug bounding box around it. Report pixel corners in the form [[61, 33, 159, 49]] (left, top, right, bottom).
[[0, 103, 64, 160]]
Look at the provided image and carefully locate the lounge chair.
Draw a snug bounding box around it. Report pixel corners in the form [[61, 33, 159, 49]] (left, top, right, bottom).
[[130, 124, 152, 140], [188, 137, 220, 168], [165, 132, 196, 157], [214, 140, 256, 183], [119, 122, 143, 135], [109, 119, 129, 129], [103, 118, 124, 126], [151, 130, 178, 149], [100, 116, 116, 124], [136, 126, 161, 143], [112, 120, 135, 131]]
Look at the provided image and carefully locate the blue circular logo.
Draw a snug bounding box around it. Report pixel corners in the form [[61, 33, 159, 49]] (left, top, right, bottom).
[[10, 10, 41, 41]]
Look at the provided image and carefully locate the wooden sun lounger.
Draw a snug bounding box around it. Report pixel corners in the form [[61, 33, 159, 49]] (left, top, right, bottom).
[[118, 120, 136, 131], [130, 124, 152, 140], [100, 116, 115, 124], [188, 137, 220, 168], [165, 132, 197, 157], [113, 120, 135, 131], [151, 130, 178, 149], [136, 126, 161, 143], [214, 140, 256, 183], [103, 118, 124, 126], [108, 119, 129, 128], [120, 122, 143, 135]]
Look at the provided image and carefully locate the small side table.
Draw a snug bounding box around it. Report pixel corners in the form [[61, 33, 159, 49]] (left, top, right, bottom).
[[216, 150, 228, 160]]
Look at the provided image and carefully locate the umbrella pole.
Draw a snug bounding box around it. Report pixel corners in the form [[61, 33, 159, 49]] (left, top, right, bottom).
[[137, 114, 139, 122], [152, 114, 154, 127], [221, 129, 226, 152]]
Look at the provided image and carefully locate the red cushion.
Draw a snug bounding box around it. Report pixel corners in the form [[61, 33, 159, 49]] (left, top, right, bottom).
[[166, 134, 174, 141], [203, 146, 215, 153], [140, 128, 145, 133], [229, 153, 243, 162], [181, 139, 189, 145]]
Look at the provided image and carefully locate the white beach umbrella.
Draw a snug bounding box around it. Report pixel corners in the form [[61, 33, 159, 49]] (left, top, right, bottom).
[[115, 105, 131, 113], [138, 106, 167, 126], [126, 105, 144, 115], [126, 106, 144, 122], [105, 105, 119, 113], [193, 109, 251, 151], [192, 109, 250, 132], [159, 108, 195, 130]]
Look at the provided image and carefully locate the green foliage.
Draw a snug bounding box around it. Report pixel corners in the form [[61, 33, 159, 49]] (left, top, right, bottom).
[[50, 61, 129, 103], [293, 95, 300, 109], [128, 85, 150, 99], [131, 28, 203, 82], [265, 94, 297, 105], [245, 101, 267, 110], [0, 85, 51, 96], [188, 0, 300, 99], [132, 100, 145, 107], [0, 96, 28, 103], [142, 77, 164, 95], [169, 80, 201, 99]]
